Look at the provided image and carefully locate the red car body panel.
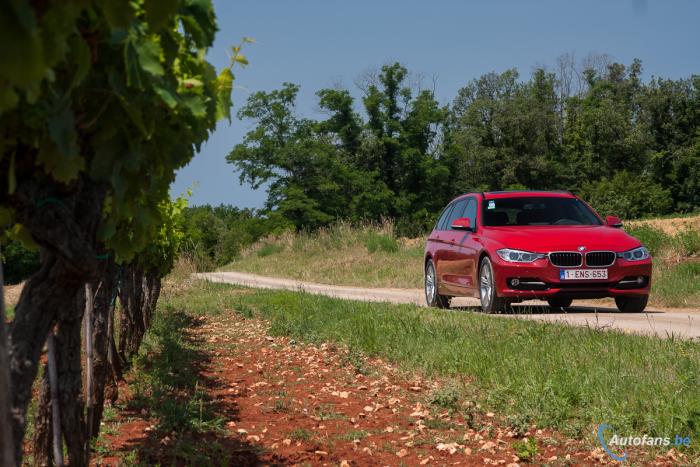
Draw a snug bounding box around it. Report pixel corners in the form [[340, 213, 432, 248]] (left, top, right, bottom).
[[424, 191, 652, 302]]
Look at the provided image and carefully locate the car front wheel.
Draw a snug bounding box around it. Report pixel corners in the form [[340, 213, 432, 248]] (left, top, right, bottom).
[[425, 259, 451, 308], [615, 295, 648, 313], [479, 257, 509, 313]]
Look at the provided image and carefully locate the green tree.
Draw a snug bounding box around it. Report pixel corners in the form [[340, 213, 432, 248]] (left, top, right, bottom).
[[642, 77, 700, 211], [449, 68, 561, 191], [227, 58, 699, 240], [228, 63, 450, 235], [227, 83, 392, 229]]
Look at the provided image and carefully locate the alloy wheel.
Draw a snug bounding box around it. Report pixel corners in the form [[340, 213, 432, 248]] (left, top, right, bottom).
[[480, 260, 493, 309], [425, 262, 436, 304]]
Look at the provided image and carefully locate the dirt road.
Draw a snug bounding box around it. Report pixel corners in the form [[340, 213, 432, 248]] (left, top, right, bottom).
[[197, 271, 700, 339]]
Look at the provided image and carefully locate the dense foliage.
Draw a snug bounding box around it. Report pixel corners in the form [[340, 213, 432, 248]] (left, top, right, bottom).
[[0, 1, 240, 465], [181, 205, 290, 268], [0, 239, 39, 285], [229, 58, 699, 235]]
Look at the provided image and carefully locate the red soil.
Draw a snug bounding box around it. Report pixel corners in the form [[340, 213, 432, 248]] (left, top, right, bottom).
[[96, 311, 684, 466]]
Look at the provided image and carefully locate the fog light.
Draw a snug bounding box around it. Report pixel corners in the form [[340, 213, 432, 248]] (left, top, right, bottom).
[[511, 278, 520, 287], [637, 276, 644, 284]]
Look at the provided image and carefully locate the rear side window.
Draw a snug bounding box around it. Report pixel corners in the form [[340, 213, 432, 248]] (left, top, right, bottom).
[[436, 204, 454, 230], [445, 199, 468, 229]]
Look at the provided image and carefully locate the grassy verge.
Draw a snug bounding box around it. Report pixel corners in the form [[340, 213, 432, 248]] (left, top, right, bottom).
[[222, 221, 424, 289], [170, 279, 700, 456], [650, 262, 700, 308], [223, 218, 700, 308]]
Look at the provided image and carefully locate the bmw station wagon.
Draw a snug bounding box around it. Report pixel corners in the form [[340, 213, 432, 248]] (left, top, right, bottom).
[[424, 191, 652, 312]]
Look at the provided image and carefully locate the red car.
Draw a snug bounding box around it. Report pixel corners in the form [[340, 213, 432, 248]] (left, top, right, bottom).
[[424, 191, 652, 312]]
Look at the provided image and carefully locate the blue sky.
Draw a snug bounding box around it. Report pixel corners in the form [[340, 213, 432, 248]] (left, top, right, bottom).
[[171, 0, 700, 208]]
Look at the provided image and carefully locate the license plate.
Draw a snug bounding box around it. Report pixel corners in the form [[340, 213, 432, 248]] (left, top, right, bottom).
[[560, 269, 608, 280]]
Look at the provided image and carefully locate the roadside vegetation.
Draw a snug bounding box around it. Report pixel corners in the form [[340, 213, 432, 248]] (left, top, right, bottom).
[[146, 276, 700, 460], [223, 221, 424, 289], [223, 216, 700, 308]]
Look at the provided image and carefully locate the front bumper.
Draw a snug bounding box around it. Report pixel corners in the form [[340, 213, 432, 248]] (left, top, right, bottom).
[[492, 255, 652, 300]]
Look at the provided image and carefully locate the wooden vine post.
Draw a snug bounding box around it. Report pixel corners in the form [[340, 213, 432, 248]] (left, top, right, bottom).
[[47, 332, 64, 467], [0, 246, 16, 467]]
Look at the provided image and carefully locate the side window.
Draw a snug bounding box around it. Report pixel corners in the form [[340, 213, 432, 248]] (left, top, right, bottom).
[[446, 199, 468, 230], [464, 198, 477, 229], [436, 204, 454, 231]]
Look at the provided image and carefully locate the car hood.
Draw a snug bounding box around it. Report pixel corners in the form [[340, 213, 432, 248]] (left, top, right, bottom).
[[483, 225, 641, 253]]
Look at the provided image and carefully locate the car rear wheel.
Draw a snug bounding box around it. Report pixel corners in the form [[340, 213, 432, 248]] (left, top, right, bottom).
[[547, 298, 573, 309], [615, 295, 648, 313], [479, 257, 509, 313], [425, 259, 451, 308]]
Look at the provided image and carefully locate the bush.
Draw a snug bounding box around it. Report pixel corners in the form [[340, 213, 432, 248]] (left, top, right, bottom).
[[2, 239, 40, 284], [673, 227, 700, 257], [215, 226, 253, 265], [581, 171, 673, 219], [395, 209, 437, 238], [624, 225, 670, 256], [256, 243, 284, 258], [362, 231, 398, 254]]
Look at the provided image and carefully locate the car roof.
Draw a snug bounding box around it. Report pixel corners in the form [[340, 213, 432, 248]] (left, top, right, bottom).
[[448, 190, 576, 204], [482, 190, 575, 200]]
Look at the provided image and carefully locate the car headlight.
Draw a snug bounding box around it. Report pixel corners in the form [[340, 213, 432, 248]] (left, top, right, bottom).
[[496, 249, 546, 263], [617, 246, 650, 261]]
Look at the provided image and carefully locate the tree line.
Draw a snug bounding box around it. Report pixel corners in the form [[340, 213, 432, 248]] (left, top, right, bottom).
[[0, 1, 242, 465], [5, 57, 699, 288], [229, 56, 699, 236]]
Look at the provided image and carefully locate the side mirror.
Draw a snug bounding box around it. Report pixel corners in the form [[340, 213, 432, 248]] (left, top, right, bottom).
[[606, 215, 623, 228], [451, 217, 473, 231]]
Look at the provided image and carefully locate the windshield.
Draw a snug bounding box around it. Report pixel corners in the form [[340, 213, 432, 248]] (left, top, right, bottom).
[[482, 197, 603, 226]]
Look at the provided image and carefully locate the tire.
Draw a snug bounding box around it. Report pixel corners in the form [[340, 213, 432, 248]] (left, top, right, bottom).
[[479, 257, 509, 313], [425, 259, 451, 308], [547, 298, 573, 309], [615, 295, 648, 313]]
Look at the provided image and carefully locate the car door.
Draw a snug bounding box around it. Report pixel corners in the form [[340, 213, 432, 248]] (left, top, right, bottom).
[[437, 198, 469, 295], [455, 197, 481, 296], [429, 202, 455, 280]]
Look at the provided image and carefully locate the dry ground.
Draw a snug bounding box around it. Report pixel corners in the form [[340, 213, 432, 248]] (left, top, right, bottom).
[[97, 303, 687, 466]]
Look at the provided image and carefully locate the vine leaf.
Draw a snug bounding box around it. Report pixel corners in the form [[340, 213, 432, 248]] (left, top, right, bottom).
[[135, 37, 164, 77], [144, 0, 178, 31], [48, 102, 79, 159], [216, 68, 233, 122], [99, 0, 134, 30]]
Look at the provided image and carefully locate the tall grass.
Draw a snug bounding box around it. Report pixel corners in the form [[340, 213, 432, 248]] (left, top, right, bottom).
[[222, 220, 424, 288], [166, 279, 700, 452], [653, 262, 700, 307], [222, 217, 700, 307], [624, 224, 671, 257]]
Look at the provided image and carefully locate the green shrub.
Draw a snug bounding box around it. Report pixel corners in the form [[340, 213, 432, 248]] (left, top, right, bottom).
[[652, 262, 700, 307], [429, 386, 461, 412], [215, 226, 253, 265], [582, 171, 673, 219], [362, 231, 398, 254], [1, 239, 40, 284], [673, 227, 700, 256], [256, 243, 284, 258], [513, 437, 538, 462], [624, 225, 670, 256]]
